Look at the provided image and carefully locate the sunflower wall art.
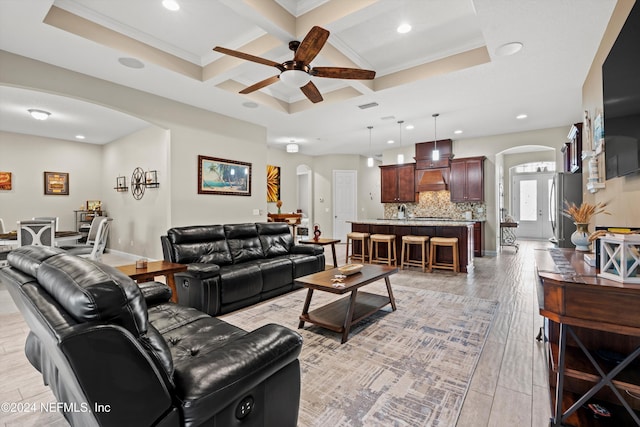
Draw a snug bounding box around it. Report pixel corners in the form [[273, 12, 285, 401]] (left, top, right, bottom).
[[267, 165, 280, 203]]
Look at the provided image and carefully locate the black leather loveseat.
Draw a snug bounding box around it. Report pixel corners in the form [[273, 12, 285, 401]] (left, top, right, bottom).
[[161, 222, 325, 316], [0, 245, 303, 427]]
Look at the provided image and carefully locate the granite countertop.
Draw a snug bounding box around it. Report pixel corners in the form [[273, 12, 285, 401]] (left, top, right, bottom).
[[349, 219, 478, 226]]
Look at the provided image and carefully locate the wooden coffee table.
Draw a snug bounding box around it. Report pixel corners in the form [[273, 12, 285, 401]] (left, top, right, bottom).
[[295, 264, 398, 343], [116, 260, 187, 303]]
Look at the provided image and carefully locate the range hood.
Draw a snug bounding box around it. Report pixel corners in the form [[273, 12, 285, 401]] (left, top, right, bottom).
[[415, 169, 448, 192]]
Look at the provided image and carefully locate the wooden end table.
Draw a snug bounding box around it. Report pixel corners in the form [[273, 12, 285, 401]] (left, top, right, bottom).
[[295, 264, 398, 343], [298, 238, 341, 267], [116, 260, 187, 303]]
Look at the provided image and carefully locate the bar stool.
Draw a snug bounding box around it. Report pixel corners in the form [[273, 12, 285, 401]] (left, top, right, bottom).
[[346, 232, 370, 263], [369, 234, 397, 266], [428, 237, 460, 273], [401, 235, 430, 272]]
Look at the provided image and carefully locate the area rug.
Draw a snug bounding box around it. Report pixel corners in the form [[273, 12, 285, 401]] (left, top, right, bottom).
[[221, 282, 499, 427]]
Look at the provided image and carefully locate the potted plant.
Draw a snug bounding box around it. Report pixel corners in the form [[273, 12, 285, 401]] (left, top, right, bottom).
[[562, 200, 610, 251]]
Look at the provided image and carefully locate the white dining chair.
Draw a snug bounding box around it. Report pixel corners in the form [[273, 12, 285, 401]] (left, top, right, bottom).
[[32, 216, 59, 231], [17, 220, 56, 247], [60, 217, 113, 261]]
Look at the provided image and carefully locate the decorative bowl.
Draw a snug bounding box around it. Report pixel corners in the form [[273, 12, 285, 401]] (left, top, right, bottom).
[[338, 263, 363, 276]]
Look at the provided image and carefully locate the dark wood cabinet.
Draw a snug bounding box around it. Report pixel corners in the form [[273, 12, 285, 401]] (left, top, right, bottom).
[[568, 123, 583, 173], [414, 139, 452, 169], [350, 222, 473, 273], [561, 142, 572, 173], [450, 156, 485, 202], [473, 222, 483, 257], [380, 164, 416, 203]]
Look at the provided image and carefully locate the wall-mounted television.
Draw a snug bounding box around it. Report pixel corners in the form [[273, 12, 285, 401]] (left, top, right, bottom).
[[602, 2, 640, 179]]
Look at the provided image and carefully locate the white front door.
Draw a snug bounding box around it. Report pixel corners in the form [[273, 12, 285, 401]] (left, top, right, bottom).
[[333, 170, 357, 242], [512, 173, 553, 239]]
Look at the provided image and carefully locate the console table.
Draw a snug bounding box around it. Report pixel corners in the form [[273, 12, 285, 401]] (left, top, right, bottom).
[[535, 248, 640, 426]]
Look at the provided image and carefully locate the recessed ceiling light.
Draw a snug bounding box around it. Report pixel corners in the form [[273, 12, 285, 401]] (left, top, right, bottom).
[[516, 114, 528, 120], [397, 23, 412, 34], [118, 57, 145, 69], [28, 109, 51, 120], [75, 135, 86, 140], [242, 101, 258, 108], [387, 139, 395, 144], [162, 0, 180, 11], [454, 130, 463, 134], [496, 42, 523, 57], [405, 124, 414, 130]]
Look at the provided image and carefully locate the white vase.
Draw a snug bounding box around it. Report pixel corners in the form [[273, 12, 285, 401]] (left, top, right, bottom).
[[571, 223, 591, 251]]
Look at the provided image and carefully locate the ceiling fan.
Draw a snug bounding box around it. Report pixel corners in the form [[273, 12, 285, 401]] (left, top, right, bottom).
[[213, 26, 376, 104]]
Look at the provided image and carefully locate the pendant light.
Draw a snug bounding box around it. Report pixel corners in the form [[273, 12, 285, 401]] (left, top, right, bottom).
[[396, 120, 404, 164], [367, 126, 374, 167], [432, 113, 440, 161]]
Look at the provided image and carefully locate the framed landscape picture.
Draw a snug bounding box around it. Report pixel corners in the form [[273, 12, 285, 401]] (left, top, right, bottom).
[[0, 171, 11, 190], [44, 171, 69, 195], [198, 155, 251, 196]]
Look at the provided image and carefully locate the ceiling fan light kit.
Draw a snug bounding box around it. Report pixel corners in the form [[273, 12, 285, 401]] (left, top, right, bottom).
[[286, 143, 299, 153], [213, 26, 375, 104], [280, 69, 311, 88]]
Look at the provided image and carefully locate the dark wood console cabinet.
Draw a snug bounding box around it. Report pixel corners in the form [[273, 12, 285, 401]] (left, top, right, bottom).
[[380, 164, 416, 203], [535, 248, 640, 426], [450, 156, 485, 202]]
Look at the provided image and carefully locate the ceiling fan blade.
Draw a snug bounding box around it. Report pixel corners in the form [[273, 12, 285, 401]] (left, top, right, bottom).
[[294, 26, 329, 64], [239, 75, 280, 94], [300, 81, 323, 103], [312, 67, 376, 80], [213, 46, 282, 69]]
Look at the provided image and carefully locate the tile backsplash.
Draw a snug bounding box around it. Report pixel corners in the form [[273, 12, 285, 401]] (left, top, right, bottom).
[[384, 191, 487, 220]]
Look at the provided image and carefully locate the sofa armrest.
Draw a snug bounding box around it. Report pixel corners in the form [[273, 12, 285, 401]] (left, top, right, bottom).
[[60, 324, 174, 427], [186, 263, 221, 279], [137, 281, 173, 306], [173, 323, 302, 417], [291, 244, 324, 255]]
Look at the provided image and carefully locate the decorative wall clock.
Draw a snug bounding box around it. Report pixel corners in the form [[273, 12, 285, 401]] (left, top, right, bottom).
[[131, 167, 146, 200]]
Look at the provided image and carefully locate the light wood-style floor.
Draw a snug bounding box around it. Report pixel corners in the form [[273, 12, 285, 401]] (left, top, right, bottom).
[[0, 240, 552, 426]]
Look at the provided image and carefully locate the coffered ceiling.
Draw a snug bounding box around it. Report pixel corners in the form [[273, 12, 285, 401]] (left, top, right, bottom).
[[0, 0, 618, 156]]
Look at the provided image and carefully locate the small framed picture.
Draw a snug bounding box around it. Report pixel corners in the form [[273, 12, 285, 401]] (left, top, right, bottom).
[[0, 171, 11, 190], [44, 171, 69, 195], [86, 200, 101, 211]]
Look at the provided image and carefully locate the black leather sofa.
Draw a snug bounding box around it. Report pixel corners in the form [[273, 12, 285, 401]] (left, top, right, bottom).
[[161, 222, 325, 316], [0, 245, 303, 427]]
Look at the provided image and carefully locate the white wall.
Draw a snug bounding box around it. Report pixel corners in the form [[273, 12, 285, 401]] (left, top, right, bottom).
[[1, 51, 269, 258], [102, 126, 170, 259], [0, 131, 102, 231]]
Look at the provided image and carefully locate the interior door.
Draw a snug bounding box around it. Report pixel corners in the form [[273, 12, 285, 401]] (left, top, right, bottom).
[[512, 173, 553, 239], [333, 170, 357, 242]]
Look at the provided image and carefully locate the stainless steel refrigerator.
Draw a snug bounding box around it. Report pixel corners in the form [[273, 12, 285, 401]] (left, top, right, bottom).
[[549, 172, 583, 248]]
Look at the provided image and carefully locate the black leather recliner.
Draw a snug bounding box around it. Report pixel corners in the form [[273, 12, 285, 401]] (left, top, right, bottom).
[[161, 222, 325, 316], [0, 245, 303, 427]]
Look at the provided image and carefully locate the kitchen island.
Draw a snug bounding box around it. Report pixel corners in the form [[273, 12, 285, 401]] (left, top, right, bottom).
[[349, 219, 475, 273]]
